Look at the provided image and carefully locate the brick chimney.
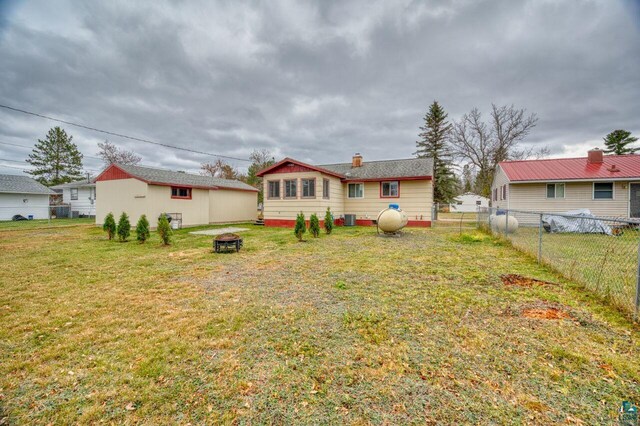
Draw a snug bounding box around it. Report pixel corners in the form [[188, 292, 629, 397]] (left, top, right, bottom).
[[587, 148, 603, 164], [352, 153, 363, 167]]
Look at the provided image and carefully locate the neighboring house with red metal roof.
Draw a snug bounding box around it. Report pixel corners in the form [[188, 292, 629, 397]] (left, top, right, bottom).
[[94, 163, 258, 227], [492, 149, 640, 218], [256, 154, 433, 227]]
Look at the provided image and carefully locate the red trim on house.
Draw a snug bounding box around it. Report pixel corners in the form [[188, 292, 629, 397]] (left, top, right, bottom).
[[263, 218, 431, 228], [256, 158, 346, 179], [380, 180, 400, 198], [211, 186, 259, 193]]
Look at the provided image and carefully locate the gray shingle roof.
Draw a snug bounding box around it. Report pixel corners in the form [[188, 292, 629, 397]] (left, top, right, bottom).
[[318, 157, 433, 180], [114, 164, 257, 191], [51, 177, 96, 190], [0, 174, 56, 194]]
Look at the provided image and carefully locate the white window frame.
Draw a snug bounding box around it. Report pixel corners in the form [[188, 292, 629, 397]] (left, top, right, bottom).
[[546, 183, 565, 199], [347, 183, 364, 199], [593, 182, 614, 200], [70, 188, 78, 200]]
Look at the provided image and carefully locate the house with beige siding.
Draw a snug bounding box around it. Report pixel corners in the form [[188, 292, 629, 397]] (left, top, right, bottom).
[[257, 154, 433, 227], [95, 163, 258, 227], [492, 149, 640, 218]]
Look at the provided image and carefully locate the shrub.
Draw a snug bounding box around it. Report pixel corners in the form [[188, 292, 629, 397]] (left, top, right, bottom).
[[324, 207, 333, 235], [309, 213, 320, 238], [136, 214, 151, 243], [294, 212, 306, 241], [157, 214, 172, 245], [116, 212, 131, 242], [103, 212, 116, 240]]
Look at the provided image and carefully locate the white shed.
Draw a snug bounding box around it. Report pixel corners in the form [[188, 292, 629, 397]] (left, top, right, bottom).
[[52, 177, 96, 217], [450, 193, 489, 213], [0, 174, 54, 220]]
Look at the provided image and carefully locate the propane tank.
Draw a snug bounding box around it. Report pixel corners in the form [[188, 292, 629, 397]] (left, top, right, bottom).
[[377, 204, 409, 233]]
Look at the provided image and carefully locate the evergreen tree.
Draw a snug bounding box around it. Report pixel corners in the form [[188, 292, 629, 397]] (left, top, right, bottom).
[[26, 127, 84, 186], [103, 212, 116, 240], [136, 214, 150, 243], [245, 149, 276, 205], [294, 212, 306, 241], [603, 130, 639, 155], [415, 101, 458, 204], [309, 213, 320, 238], [116, 212, 131, 242], [157, 214, 172, 245], [324, 207, 333, 235]]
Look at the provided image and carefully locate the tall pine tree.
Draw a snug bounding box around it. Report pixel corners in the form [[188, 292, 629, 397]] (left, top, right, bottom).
[[603, 130, 639, 155], [415, 101, 458, 204], [26, 127, 84, 186]]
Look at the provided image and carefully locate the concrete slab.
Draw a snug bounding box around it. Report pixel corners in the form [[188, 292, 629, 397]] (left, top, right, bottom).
[[189, 227, 250, 236]]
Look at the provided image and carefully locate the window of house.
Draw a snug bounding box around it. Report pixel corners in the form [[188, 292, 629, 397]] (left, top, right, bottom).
[[70, 188, 78, 200], [501, 185, 507, 200], [476, 200, 481, 206], [301, 178, 315, 198], [171, 187, 192, 199], [493, 188, 497, 202], [348, 183, 364, 198], [323, 179, 330, 199], [381, 181, 399, 197], [267, 181, 280, 199], [593, 182, 613, 199], [546, 183, 565, 199], [284, 179, 297, 198]]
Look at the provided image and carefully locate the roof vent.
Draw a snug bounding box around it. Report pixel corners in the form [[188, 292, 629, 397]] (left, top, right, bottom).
[[607, 164, 620, 172], [587, 148, 603, 164]]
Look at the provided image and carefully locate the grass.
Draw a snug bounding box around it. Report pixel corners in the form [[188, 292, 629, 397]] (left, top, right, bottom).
[[0, 222, 639, 424], [0, 217, 94, 231]]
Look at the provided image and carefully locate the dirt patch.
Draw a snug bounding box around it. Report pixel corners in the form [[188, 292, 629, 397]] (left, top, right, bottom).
[[500, 274, 554, 287], [522, 307, 571, 320]]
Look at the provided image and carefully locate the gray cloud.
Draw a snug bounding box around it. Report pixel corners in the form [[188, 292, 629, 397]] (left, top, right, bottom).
[[0, 0, 638, 175]]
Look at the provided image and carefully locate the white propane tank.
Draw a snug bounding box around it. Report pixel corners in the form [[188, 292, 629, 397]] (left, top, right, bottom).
[[490, 214, 519, 233], [377, 204, 409, 233]]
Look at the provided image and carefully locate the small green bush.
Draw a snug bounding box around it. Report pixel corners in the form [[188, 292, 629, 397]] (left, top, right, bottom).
[[116, 212, 131, 242], [309, 213, 320, 238], [136, 214, 150, 243], [103, 212, 116, 240], [294, 212, 306, 241], [324, 207, 333, 235], [157, 214, 172, 245]]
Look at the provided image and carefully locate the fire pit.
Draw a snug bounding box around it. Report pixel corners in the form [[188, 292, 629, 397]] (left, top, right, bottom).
[[214, 233, 243, 253]]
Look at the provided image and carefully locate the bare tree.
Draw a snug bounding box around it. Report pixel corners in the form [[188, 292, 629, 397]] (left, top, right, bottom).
[[97, 140, 141, 166], [200, 158, 242, 180], [449, 104, 542, 197]]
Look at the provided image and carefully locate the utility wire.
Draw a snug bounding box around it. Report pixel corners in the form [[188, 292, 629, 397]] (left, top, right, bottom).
[[0, 157, 99, 173], [0, 140, 103, 161], [0, 103, 251, 162]]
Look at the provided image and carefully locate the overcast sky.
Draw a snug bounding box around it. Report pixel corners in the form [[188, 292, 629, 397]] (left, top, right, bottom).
[[0, 0, 638, 175]]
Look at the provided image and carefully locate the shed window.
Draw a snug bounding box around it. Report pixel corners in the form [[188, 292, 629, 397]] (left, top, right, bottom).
[[381, 181, 399, 197], [301, 178, 315, 198], [171, 187, 192, 199], [284, 179, 297, 198], [348, 183, 364, 198], [70, 188, 78, 200], [267, 181, 280, 199], [323, 179, 330, 199], [546, 183, 565, 199], [593, 182, 613, 199]]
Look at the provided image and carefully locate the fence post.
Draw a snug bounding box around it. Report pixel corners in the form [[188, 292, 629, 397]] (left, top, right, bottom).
[[538, 213, 543, 263], [636, 238, 640, 321]]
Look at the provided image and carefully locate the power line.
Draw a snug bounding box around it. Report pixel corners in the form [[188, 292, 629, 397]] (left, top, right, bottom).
[[0, 140, 104, 161], [0, 158, 99, 173], [0, 103, 251, 162]]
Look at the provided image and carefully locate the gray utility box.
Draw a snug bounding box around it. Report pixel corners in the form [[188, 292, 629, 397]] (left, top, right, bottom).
[[344, 214, 356, 226]]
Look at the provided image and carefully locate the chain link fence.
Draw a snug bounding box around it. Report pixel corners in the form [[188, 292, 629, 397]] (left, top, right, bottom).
[[478, 207, 640, 319]]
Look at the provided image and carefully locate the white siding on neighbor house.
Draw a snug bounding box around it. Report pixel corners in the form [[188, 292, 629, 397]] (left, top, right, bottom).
[[450, 193, 489, 212], [508, 181, 630, 217], [0, 193, 50, 220], [62, 186, 96, 216], [491, 165, 511, 209]]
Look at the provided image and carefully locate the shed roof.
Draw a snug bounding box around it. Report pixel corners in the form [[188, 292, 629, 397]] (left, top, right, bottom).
[[51, 177, 96, 189], [500, 154, 640, 182], [97, 164, 257, 192], [0, 174, 56, 195]]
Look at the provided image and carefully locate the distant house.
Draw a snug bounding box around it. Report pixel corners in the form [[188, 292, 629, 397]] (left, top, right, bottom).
[[51, 177, 96, 217], [95, 163, 258, 227], [449, 193, 489, 213], [0, 174, 55, 220], [257, 154, 433, 227], [492, 149, 640, 218]]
